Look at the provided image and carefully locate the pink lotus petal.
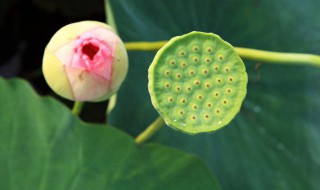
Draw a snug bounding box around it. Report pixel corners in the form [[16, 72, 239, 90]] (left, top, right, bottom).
[[64, 66, 110, 101], [55, 27, 116, 81], [43, 21, 128, 102]]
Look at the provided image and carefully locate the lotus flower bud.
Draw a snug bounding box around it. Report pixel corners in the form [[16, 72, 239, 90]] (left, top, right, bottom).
[[42, 21, 128, 102]]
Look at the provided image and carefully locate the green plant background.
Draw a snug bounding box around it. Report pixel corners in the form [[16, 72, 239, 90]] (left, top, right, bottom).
[[0, 78, 220, 189], [1, 0, 320, 189], [108, 0, 320, 189]]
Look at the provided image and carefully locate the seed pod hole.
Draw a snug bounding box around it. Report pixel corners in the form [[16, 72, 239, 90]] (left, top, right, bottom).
[[224, 67, 230, 72], [216, 78, 222, 83], [193, 46, 199, 52], [180, 61, 186, 67], [179, 50, 186, 56], [193, 57, 199, 62]]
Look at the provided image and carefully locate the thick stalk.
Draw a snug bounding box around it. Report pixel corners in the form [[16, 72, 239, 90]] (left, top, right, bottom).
[[135, 117, 165, 145], [125, 41, 167, 51], [105, 0, 118, 33], [124, 41, 320, 67], [235, 47, 320, 67], [72, 101, 84, 115]]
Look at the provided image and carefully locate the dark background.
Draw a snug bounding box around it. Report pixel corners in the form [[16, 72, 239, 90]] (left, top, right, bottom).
[[0, 0, 108, 122]]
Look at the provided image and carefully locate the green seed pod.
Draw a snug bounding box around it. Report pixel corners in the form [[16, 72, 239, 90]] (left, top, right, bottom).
[[42, 21, 128, 102], [148, 31, 247, 134]]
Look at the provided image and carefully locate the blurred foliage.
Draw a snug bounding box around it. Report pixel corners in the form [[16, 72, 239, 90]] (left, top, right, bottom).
[[0, 78, 221, 189]]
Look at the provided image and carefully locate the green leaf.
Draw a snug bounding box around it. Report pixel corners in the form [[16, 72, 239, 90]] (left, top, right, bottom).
[[0, 78, 220, 190], [108, 0, 320, 189]]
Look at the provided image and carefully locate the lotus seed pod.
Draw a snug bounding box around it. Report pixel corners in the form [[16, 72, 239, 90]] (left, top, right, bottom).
[[42, 21, 128, 102], [148, 31, 247, 134]]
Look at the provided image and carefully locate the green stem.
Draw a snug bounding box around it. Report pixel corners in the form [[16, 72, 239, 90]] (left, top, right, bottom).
[[135, 117, 165, 145], [72, 101, 84, 115], [125, 41, 167, 51], [235, 47, 320, 67], [106, 94, 117, 115], [105, 0, 118, 33], [124, 41, 320, 67]]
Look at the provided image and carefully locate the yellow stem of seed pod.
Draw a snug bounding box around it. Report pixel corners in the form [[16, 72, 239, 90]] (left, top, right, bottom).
[[235, 47, 320, 67], [125, 41, 167, 51], [124, 41, 320, 67], [72, 101, 84, 115], [135, 117, 165, 145]]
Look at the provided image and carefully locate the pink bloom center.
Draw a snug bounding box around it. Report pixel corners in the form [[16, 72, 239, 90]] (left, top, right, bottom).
[[71, 32, 114, 80], [82, 43, 99, 60]]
